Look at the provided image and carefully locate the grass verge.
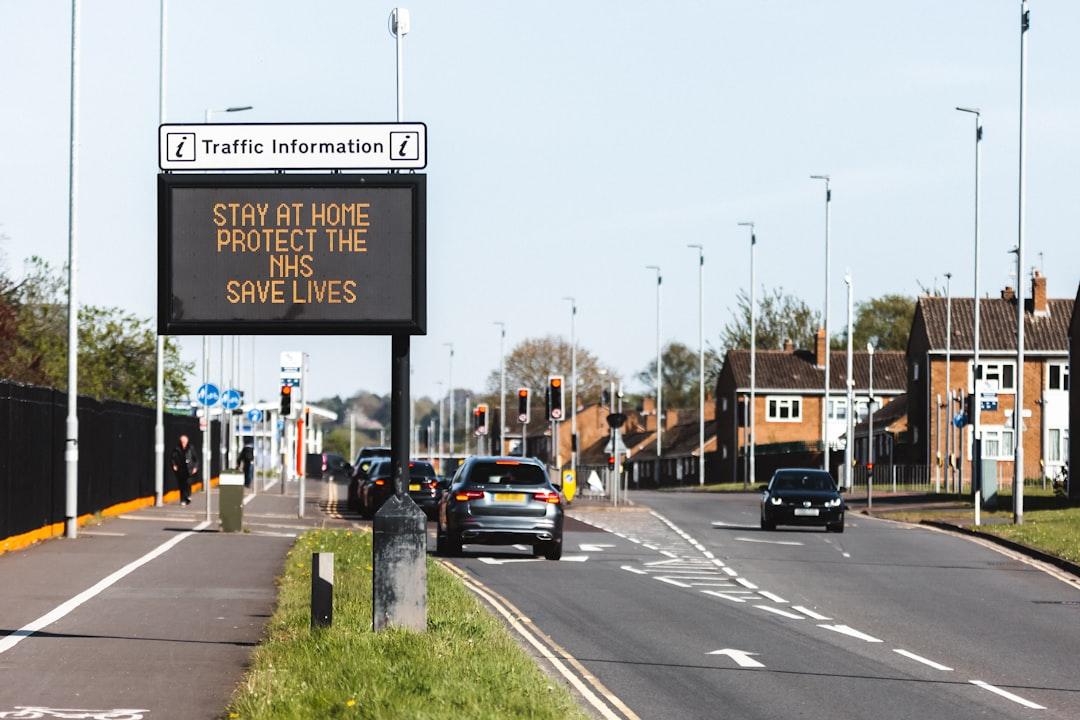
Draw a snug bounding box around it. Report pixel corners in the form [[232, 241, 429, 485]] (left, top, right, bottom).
[[671, 482, 764, 493], [226, 530, 589, 720]]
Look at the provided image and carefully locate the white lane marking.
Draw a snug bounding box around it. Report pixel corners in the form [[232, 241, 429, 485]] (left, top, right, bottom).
[[79, 531, 127, 537], [735, 536, 804, 546], [842, 552, 851, 558], [710, 558, 726, 567], [643, 544, 658, 550], [735, 577, 758, 590], [478, 557, 543, 565], [579, 543, 615, 552], [645, 558, 683, 566], [660, 550, 679, 558], [613, 532, 627, 538], [702, 590, 746, 603], [818, 624, 883, 643], [721, 567, 738, 576], [707, 648, 764, 668], [792, 605, 831, 620], [893, 649, 954, 672], [118, 514, 193, 522], [621, 565, 647, 575], [689, 582, 739, 587], [655, 577, 692, 588], [250, 530, 298, 538], [627, 538, 642, 544], [969, 681, 1046, 710], [758, 591, 788, 603], [755, 604, 805, 620], [560, 555, 589, 562], [702, 550, 715, 559], [242, 491, 257, 506], [0, 520, 211, 655]]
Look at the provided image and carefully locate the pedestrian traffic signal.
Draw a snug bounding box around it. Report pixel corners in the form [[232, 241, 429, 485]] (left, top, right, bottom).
[[548, 375, 564, 421], [474, 403, 489, 435], [280, 385, 292, 417], [517, 388, 530, 424], [607, 455, 615, 468]]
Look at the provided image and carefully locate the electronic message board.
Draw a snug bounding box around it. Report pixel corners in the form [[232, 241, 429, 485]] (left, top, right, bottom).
[[158, 173, 425, 335]]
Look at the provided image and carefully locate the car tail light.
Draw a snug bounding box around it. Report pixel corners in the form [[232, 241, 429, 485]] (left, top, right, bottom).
[[374, 479, 386, 486], [534, 490, 561, 504], [454, 490, 484, 502], [426, 480, 437, 490]]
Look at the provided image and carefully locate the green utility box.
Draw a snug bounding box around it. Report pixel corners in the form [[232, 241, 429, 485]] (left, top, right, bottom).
[[219, 472, 245, 532], [978, 459, 998, 510]]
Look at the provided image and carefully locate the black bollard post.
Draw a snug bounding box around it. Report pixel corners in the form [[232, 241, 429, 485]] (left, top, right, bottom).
[[373, 333, 427, 631], [311, 552, 334, 628]]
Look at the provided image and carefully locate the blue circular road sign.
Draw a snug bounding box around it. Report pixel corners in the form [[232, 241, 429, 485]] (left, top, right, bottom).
[[221, 389, 243, 410], [247, 408, 264, 423], [196, 383, 220, 407]]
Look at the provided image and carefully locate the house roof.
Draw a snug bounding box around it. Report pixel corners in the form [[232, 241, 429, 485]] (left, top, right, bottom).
[[578, 428, 656, 465], [722, 349, 906, 393], [916, 296, 1074, 353], [631, 419, 718, 459], [853, 394, 909, 436]]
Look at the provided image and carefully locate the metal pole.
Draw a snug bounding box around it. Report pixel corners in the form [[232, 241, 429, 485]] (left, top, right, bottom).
[[153, 0, 168, 508], [739, 223, 756, 488], [495, 321, 506, 456], [298, 353, 306, 518], [437, 382, 444, 471], [445, 343, 454, 459], [203, 337, 211, 522], [64, 0, 82, 539], [1013, 0, 1029, 525], [563, 299, 577, 483], [844, 272, 854, 490], [944, 272, 952, 495], [251, 336, 257, 497], [868, 344, 874, 509], [687, 245, 705, 485], [349, 411, 356, 462], [646, 266, 662, 456], [464, 396, 471, 456], [936, 393, 942, 492], [811, 175, 832, 474]]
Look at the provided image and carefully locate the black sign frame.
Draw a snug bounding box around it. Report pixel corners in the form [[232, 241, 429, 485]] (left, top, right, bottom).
[[158, 172, 425, 336]]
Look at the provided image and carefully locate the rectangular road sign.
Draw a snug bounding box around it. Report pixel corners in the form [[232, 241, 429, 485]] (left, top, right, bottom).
[[158, 173, 426, 335], [159, 122, 427, 171]]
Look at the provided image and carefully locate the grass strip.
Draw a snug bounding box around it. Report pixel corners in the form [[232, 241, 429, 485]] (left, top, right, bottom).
[[226, 530, 589, 720]]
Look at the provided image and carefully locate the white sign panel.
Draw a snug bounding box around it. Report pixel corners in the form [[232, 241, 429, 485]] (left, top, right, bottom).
[[159, 122, 427, 170]]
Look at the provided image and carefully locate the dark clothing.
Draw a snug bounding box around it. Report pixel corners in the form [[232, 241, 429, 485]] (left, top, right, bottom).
[[171, 443, 198, 503], [240, 446, 254, 488]]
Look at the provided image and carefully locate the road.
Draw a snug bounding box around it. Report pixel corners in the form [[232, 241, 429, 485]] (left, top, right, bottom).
[[446, 490, 1080, 720]]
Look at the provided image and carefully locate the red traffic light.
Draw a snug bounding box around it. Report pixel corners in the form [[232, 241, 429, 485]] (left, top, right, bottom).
[[607, 455, 615, 467], [281, 385, 291, 395], [518, 389, 528, 398]]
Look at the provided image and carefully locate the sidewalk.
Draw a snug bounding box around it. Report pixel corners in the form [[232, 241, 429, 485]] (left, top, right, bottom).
[[0, 477, 352, 720]]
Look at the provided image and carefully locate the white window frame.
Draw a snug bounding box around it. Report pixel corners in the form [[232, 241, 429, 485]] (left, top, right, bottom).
[[827, 397, 848, 421], [978, 425, 1016, 460], [1047, 362, 1069, 392], [765, 396, 802, 423], [970, 360, 1016, 394]]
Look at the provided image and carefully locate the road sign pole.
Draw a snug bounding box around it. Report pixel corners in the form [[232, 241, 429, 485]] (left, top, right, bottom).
[[298, 353, 307, 519], [64, 0, 82, 540], [203, 336, 212, 522]]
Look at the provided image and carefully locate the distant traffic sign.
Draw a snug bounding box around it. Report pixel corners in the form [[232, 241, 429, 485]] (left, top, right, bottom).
[[196, 383, 220, 407], [221, 389, 243, 410], [247, 408, 264, 423], [159, 122, 427, 171]]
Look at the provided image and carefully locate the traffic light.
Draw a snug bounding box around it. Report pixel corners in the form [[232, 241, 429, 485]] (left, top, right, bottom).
[[517, 388, 530, 424], [548, 375, 564, 421], [474, 403, 489, 435], [607, 455, 615, 468], [279, 385, 292, 417]]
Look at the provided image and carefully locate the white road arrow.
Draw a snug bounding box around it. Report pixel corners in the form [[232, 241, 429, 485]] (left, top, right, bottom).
[[707, 649, 765, 668], [579, 543, 616, 552]]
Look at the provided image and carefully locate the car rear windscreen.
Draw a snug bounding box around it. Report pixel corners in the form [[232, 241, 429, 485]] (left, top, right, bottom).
[[771, 472, 835, 491], [408, 462, 436, 478], [466, 462, 547, 486]]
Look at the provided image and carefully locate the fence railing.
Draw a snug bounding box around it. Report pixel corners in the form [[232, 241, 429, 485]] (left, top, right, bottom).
[[846, 462, 1053, 495]]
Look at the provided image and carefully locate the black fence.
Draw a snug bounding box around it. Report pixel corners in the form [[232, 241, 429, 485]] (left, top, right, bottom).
[[0, 380, 219, 543]]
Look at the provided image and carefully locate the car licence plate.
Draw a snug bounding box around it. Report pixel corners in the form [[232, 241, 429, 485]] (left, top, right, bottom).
[[794, 508, 819, 517], [493, 492, 526, 503], [408, 483, 420, 492]]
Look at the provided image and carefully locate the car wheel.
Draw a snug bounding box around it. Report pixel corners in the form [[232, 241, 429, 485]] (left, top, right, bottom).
[[438, 528, 462, 557], [760, 514, 775, 531], [539, 537, 563, 561], [827, 520, 845, 533]]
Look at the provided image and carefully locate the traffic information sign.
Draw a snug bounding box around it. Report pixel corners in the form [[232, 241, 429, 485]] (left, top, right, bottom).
[[221, 389, 242, 410], [158, 173, 426, 335], [196, 383, 220, 406]]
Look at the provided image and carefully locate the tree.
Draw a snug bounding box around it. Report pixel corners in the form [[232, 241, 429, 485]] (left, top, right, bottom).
[[636, 341, 720, 410], [484, 335, 617, 411], [835, 294, 916, 351], [719, 286, 821, 353]]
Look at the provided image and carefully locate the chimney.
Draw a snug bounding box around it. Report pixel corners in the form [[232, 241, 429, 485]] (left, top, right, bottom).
[[665, 409, 680, 430], [1001, 286, 1016, 301], [783, 338, 794, 352], [642, 397, 656, 431], [1032, 270, 1049, 316], [814, 327, 826, 368]]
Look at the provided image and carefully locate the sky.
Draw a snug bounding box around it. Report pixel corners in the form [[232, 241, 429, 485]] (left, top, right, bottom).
[[1, 1, 1078, 409]]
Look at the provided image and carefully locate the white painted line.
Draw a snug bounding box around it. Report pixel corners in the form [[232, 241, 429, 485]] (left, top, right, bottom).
[[758, 591, 788, 603], [643, 544, 658, 550], [621, 565, 648, 575], [478, 557, 543, 565], [627, 538, 641, 544], [707, 648, 764, 668], [242, 491, 257, 506], [722, 567, 738, 576], [735, 577, 758, 590], [818, 624, 883, 643], [613, 532, 627, 539], [251, 530, 298, 538], [79, 531, 127, 537], [735, 536, 804, 546], [0, 520, 211, 655], [842, 552, 851, 558], [969, 681, 1045, 710], [560, 555, 589, 562], [710, 558, 726, 567], [702, 590, 746, 603], [645, 558, 683, 566], [579, 543, 615, 552], [118, 514, 193, 522], [792, 605, 831, 620], [755, 604, 805, 620], [655, 577, 691, 588], [660, 550, 679, 558], [702, 550, 715, 559], [893, 649, 953, 672], [689, 582, 738, 587]]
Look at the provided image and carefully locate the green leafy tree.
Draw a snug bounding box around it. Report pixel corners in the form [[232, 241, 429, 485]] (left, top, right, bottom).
[[636, 341, 720, 410], [833, 294, 916, 351], [719, 286, 821, 353], [484, 335, 617, 412]]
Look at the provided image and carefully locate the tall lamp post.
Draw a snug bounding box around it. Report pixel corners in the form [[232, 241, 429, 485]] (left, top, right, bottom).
[[645, 266, 663, 458], [956, 106, 983, 499], [944, 272, 953, 496], [738, 222, 756, 487], [811, 174, 832, 475], [154, 0, 169, 508], [64, 0, 83, 539], [494, 321, 506, 455], [867, 343, 875, 509], [444, 342, 454, 458], [562, 298, 577, 483], [687, 245, 705, 485], [844, 271, 854, 490], [1013, 0, 1030, 526]]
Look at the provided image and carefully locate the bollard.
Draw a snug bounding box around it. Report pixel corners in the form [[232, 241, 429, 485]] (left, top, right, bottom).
[[372, 494, 427, 631], [311, 552, 334, 628]]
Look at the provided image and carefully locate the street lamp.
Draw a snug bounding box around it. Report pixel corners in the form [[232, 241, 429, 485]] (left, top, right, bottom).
[[943, 271, 953, 496], [562, 298, 577, 483], [645, 265, 663, 459], [956, 105, 983, 501], [494, 321, 506, 456], [867, 342, 875, 510], [204, 105, 253, 124], [738, 222, 756, 487], [1013, 0, 1030, 526], [444, 342, 454, 457], [686, 244, 705, 486], [811, 174, 832, 475], [844, 271, 854, 490]]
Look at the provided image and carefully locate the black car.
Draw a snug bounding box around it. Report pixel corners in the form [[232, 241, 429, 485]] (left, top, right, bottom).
[[321, 453, 352, 481], [760, 468, 845, 532], [347, 447, 391, 512], [360, 459, 441, 519], [436, 456, 564, 560]]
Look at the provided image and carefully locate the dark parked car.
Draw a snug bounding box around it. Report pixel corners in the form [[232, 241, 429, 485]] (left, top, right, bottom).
[[359, 459, 441, 519], [347, 447, 391, 511], [760, 468, 844, 532], [436, 456, 564, 559]]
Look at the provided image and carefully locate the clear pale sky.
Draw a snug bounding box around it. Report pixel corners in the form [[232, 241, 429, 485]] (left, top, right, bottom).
[[1, 1, 1077, 406]]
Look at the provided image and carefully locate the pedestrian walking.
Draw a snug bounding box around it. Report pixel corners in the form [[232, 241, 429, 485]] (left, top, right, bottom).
[[240, 442, 255, 488], [171, 434, 198, 506]]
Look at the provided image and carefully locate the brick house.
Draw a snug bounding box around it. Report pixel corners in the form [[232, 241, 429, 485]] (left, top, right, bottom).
[[715, 331, 906, 484], [1069, 283, 1079, 500], [906, 272, 1072, 484], [626, 414, 719, 487]]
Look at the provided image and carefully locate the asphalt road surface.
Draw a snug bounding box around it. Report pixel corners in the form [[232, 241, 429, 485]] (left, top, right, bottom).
[[447, 490, 1080, 720]]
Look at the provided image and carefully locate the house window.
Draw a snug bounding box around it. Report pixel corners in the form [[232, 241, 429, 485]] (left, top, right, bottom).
[[1048, 363, 1070, 391], [981, 426, 1016, 460], [766, 396, 802, 422], [974, 361, 1016, 393], [828, 398, 848, 421]]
